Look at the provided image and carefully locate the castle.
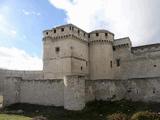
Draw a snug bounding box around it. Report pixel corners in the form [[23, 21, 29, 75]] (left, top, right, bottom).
[[1, 24, 160, 110]]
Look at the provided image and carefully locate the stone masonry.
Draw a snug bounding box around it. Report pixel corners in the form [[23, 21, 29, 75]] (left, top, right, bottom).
[[1, 24, 160, 110]]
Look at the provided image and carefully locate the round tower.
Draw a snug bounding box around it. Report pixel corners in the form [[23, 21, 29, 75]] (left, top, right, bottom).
[[89, 30, 114, 80]]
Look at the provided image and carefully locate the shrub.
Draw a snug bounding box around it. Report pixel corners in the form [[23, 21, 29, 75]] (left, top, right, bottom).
[[107, 113, 128, 120], [130, 111, 160, 120]]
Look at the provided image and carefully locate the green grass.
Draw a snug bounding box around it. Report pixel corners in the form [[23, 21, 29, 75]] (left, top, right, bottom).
[[0, 114, 31, 120], [0, 100, 160, 120]]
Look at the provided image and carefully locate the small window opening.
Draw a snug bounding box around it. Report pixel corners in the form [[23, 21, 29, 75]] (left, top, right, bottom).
[[84, 33, 85, 36], [153, 89, 156, 94], [116, 59, 120, 67], [86, 61, 88, 67], [96, 33, 99, 36], [61, 28, 64, 32], [81, 66, 83, 71], [72, 27, 74, 31], [69, 26, 72, 30], [105, 33, 108, 36], [46, 32, 48, 35], [54, 29, 56, 33], [88, 34, 90, 38], [78, 30, 80, 34], [55, 47, 60, 53], [154, 65, 157, 67], [113, 46, 116, 51], [110, 61, 112, 68]]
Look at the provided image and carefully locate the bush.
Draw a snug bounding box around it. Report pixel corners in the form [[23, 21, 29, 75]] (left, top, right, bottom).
[[130, 111, 160, 120], [107, 113, 128, 120]]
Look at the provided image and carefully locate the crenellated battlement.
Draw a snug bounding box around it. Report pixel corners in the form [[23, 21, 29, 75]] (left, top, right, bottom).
[[89, 30, 114, 43], [131, 43, 160, 54], [43, 24, 88, 42]]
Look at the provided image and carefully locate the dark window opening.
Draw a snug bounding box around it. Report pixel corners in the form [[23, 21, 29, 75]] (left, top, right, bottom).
[[116, 59, 120, 67], [72, 27, 74, 31], [105, 33, 108, 36], [69, 26, 72, 30], [55, 47, 60, 53], [110, 61, 112, 68], [81, 66, 83, 71], [153, 90, 156, 94], [78, 30, 80, 34], [154, 65, 157, 67], [54, 29, 56, 33], [86, 62, 88, 67], [46, 32, 48, 35], [113, 46, 116, 51], [88, 34, 90, 38], [61, 28, 64, 32], [84, 33, 85, 36], [96, 33, 99, 36]]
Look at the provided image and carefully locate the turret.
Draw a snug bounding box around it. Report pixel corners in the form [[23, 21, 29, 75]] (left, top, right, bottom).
[[89, 30, 114, 80]]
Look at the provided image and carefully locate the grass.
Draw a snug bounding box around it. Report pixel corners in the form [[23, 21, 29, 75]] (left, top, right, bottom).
[[0, 114, 31, 120], [0, 100, 160, 120]]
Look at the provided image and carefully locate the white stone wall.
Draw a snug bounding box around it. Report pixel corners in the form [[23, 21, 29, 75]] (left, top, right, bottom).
[[20, 79, 64, 106], [86, 78, 160, 102], [64, 75, 85, 110]]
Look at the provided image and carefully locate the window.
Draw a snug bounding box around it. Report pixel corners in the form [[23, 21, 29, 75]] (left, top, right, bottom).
[[116, 59, 120, 67], [69, 26, 72, 30], [54, 29, 56, 33], [61, 28, 64, 32], [46, 32, 48, 35], [105, 33, 108, 36], [113, 46, 116, 51], [55, 47, 60, 53], [86, 61, 88, 67], [96, 33, 99, 36], [110, 61, 112, 68], [78, 30, 80, 34], [72, 27, 74, 30], [154, 65, 157, 67], [88, 34, 90, 38], [81, 66, 83, 71]]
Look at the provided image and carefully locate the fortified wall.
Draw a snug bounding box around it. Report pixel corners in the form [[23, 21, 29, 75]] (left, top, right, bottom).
[[1, 24, 160, 110]]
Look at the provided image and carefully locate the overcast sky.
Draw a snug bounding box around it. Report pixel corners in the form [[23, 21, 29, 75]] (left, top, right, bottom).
[[0, 0, 160, 70]]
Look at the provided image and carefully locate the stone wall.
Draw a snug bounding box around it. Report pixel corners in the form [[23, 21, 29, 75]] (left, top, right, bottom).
[[20, 79, 64, 106], [3, 77, 64, 107], [86, 77, 160, 102]]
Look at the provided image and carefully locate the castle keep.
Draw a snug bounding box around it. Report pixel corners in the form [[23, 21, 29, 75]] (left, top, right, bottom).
[[1, 24, 160, 110]]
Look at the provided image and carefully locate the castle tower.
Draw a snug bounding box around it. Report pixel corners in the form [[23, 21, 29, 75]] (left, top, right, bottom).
[[43, 24, 88, 110], [43, 24, 89, 79], [89, 30, 114, 80]]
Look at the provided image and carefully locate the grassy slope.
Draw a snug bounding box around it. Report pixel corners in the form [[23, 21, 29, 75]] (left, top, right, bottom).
[[0, 100, 160, 120], [0, 114, 31, 120]]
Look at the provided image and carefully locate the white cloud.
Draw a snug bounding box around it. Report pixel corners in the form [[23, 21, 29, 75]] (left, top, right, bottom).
[[0, 47, 42, 70], [22, 9, 41, 16], [0, 6, 18, 38], [49, 0, 160, 46]]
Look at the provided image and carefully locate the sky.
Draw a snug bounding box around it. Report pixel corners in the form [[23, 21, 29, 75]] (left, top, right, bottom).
[[0, 0, 160, 70]]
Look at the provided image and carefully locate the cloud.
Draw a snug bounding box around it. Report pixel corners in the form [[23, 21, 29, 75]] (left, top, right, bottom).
[[0, 47, 42, 70], [49, 0, 160, 46], [22, 9, 41, 16], [0, 6, 18, 38]]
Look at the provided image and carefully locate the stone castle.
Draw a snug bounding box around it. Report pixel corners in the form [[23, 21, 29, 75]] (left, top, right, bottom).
[[1, 24, 160, 110]]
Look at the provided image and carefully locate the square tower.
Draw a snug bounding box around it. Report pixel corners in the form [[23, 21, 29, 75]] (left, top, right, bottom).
[[43, 24, 89, 79]]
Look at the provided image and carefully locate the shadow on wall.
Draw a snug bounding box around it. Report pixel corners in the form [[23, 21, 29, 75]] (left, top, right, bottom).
[[0, 95, 3, 108]]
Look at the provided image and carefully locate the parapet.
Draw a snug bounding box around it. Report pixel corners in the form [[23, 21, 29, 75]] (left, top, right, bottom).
[[43, 24, 88, 42], [113, 37, 132, 50], [89, 29, 114, 44], [131, 43, 160, 54]]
